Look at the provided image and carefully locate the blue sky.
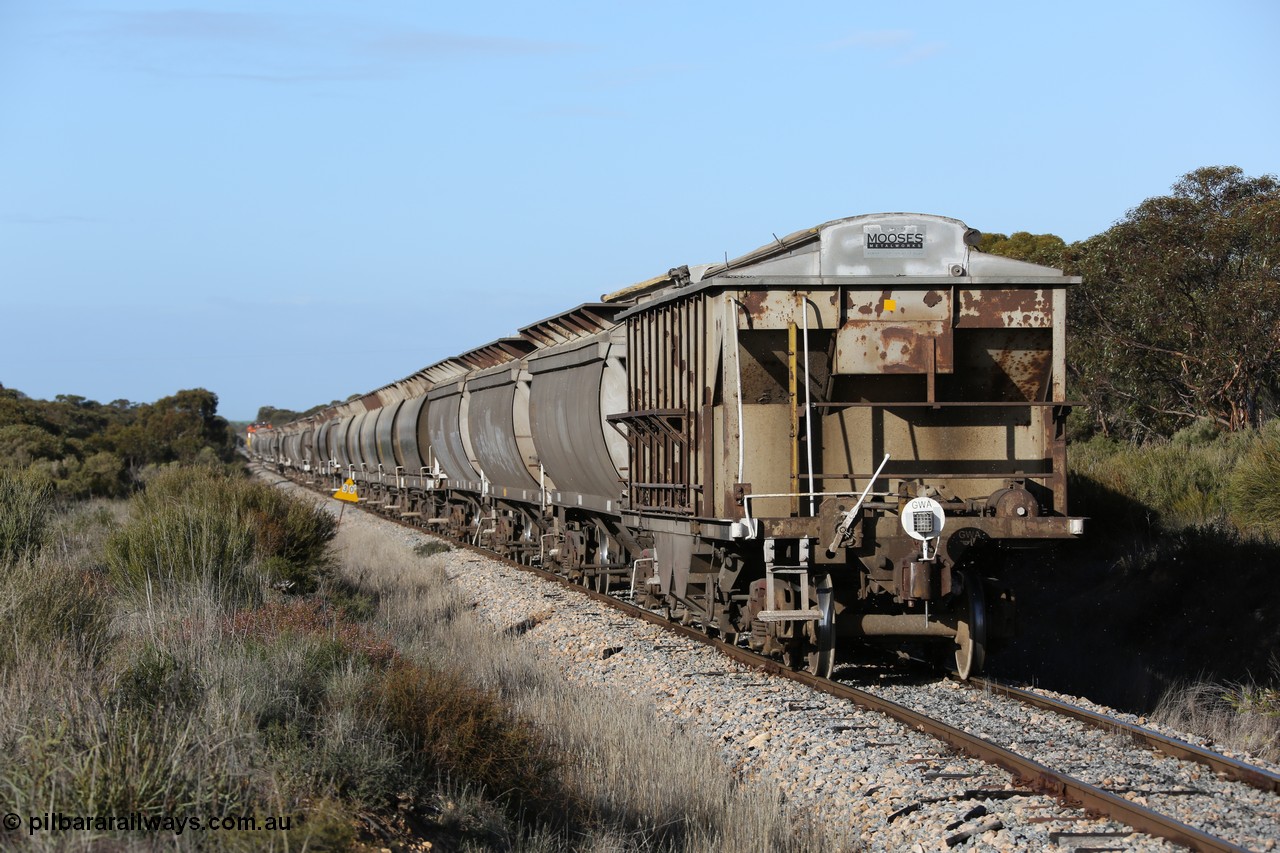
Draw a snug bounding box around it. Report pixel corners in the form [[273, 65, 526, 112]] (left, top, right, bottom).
[[2, 1, 1277, 421]]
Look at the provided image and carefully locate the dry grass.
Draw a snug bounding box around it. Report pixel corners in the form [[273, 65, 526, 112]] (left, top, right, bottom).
[[1, 470, 841, 851], [332, 523, 840, 851], [1154, 667, 1280, 763], [0, 475, 404, 850], [1, 549, 364, 850]]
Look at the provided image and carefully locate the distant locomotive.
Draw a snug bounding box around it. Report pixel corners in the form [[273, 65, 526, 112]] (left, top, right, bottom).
[[253, 213, 1084, 678]]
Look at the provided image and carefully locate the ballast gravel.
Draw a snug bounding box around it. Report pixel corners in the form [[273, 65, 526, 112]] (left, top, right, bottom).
[[268, 476, 1273, 852], [858, 676, 1279, 851], [427, 546, 1184, 853]]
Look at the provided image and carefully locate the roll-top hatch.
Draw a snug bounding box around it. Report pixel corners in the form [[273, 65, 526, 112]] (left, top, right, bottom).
[[456, 337, 536, 370], [466, 363, 525, 392], [700, 213, 1068, 280], [527, 326, 625, 374], [519, 303, 625, 347]]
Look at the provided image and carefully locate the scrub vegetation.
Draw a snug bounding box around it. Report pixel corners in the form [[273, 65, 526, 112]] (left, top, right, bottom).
[[0, 385, 238, 499], [0, 467, 830, 851], [1154, 671, 1280, 764], [1069, 419, 1280, 541], [1069, 422, 1280, 759]]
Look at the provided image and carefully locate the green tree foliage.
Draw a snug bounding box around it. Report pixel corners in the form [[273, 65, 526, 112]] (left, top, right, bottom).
[[1066, 166, 1280, 438], [107, 388, 236, 467], [0, 386, 237, 498], [254, 405, 301, 425], [978, 231, 1068, 267], [0, 423, 66, 466]]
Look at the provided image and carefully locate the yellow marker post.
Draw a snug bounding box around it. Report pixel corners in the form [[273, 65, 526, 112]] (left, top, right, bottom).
[[333, 477, 359, 526], [333, 478, 360, 503]]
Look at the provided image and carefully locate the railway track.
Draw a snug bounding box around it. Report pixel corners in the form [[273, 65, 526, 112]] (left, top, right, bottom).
[[960, 677, 1280, 796], [562, 580, 1274, 852], [262, 466, 1278, 851], [847, 666, 1277, 852]]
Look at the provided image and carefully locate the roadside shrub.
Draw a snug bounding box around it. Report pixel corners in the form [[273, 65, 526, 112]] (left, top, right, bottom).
[[1227, 425, 1280, 538], [107, 479, 260, 606], [106, 467, 335, 605], [63, 450, 131, 499], [4, 567, 109, 672], [5, 702, 256, 824], [19, 451, 133, 500], [0, 468, 56, 564], [363, 659, 562, 817], [1069, 428, 1259, 533], [240, 490, 336, 593], [115, 644, 202, 714], [0, 499, 123, 674], [262, 687, 406, 816]]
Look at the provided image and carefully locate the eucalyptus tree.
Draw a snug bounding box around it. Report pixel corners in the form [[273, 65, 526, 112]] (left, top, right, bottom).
[[1066, 166, 1280, 437]]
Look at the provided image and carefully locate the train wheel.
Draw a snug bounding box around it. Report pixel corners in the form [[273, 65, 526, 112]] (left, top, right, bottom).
[[805, 573, 836, 678], [953, 571, 987, 680], [592, 530, 614, 593]]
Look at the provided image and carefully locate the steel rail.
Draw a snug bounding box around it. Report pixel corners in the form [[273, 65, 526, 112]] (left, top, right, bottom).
[[553, 595, 1249, 852], [965, 676, 1280, 795], [444, 538, 1252, 853], [268, 467, 1255, 853]]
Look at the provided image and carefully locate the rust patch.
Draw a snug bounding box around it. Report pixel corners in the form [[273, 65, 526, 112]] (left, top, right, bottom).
[[922, 290, 943, 308], [879, 327, 923, 369], [740, 291, 768, 324], [835, 322, 953, 374], [992, 346, 1052, 400], [957, 289, 1051, 328]]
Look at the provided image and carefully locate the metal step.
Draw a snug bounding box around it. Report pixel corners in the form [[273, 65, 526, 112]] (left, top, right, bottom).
[[757, 609, 822, 622], [763, 560, 817, 623]]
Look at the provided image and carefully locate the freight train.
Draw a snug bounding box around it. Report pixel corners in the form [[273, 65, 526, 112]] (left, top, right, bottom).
[[251, 213, 1084, 679]]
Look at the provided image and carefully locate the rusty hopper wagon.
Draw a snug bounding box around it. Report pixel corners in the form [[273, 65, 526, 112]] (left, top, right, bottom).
[[254, 212, 1084, 679]]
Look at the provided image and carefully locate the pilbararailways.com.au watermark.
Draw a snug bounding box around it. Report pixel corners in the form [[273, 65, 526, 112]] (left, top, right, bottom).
[[4, 811, 297, 836]]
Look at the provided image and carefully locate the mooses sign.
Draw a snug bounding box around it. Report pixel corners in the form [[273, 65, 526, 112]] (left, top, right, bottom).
[[864, 224, 926, 258]]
